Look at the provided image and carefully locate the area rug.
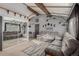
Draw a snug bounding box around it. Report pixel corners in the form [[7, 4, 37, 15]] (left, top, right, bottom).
[[23, 40, 48, 56]]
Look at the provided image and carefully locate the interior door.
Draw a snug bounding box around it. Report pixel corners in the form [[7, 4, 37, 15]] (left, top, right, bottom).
[[35, 24, 39, 38]]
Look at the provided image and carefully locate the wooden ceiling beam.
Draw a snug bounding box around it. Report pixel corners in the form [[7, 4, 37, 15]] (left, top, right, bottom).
[[35, 3, 51, 15], [23, 3, 40, 15], [27, 6, 39, 15], [35, 3, 50, 15]]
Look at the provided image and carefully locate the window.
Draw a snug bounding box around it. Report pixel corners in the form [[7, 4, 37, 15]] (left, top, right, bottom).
[[5, 23, 20, 32]]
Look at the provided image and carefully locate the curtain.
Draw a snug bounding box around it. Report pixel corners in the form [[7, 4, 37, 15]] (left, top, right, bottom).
[[68, 17, 77, 38]]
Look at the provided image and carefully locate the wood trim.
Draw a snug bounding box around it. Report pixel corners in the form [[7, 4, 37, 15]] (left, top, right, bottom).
[[53, 12, 69, 15], [35, 3, 51, 15], [27, 13, 34, 18], [30, 6, 72, 8], [23, 3, 39, 15]]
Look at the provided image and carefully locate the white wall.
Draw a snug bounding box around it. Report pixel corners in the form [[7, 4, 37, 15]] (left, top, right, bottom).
[[29, 15, 67, 37], [0, 7, 28, 20], [0, 6, 28, 32], [0, 6, 29, 40]]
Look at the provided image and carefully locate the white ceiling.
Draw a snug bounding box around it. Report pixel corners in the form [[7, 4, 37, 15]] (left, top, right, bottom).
[[47, 8, 71, 14], [26, 3, 74, 17], [43, 3, 73, 6], [0, 3, 74, 18], [0, 3, 32, 17]]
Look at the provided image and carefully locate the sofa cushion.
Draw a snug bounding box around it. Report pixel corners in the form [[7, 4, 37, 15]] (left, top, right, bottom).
[[63, 32, 76, 40], [37, 33, 55, 42], [61, 32, 78, 56], [71, 47, 79, 56], [55, 35, 62, 41], [51, 40, 62, 47], [62, 32, 76, 50], [46, 45, 63, 56]]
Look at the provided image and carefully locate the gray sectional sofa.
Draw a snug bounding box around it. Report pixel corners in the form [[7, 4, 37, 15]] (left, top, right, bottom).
[[45, 32, 79, 56]]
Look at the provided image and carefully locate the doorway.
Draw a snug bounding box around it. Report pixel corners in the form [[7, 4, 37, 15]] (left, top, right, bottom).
[[35, 24, 39, 38]]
